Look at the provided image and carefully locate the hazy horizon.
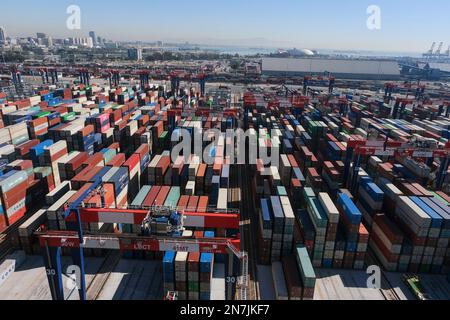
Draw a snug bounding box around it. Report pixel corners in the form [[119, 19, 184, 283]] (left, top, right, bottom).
[[2, 0, 449, 54]]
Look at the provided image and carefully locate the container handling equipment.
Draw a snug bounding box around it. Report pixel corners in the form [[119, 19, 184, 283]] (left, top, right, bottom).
[[35, 176, 248, 301]]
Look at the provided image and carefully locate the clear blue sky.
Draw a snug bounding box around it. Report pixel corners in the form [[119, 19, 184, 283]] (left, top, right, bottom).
[[2, 0, 449, 53]]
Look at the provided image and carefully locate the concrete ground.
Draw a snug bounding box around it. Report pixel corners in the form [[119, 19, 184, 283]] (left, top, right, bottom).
[[0, 254, 227, 301], [0, 255, 163, 300], [3, 253, 448, 301], [257, 265, 450, 301]]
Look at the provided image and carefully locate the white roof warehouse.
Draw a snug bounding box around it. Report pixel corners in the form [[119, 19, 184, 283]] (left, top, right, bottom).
[[262, 57, 401, 80]]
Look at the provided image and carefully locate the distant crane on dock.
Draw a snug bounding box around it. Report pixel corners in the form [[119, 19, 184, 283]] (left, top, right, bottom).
[[435, 42, 444, 57], [423, 42, 450, 60], [423, 42, 436, 59]]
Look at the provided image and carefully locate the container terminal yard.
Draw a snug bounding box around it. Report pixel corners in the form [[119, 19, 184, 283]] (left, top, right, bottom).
[[0, 62, 449, 302]]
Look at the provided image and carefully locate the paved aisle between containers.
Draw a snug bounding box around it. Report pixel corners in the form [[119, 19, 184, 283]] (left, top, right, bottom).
[[0, 255, 104, 300], [239, 163, 259, 300]]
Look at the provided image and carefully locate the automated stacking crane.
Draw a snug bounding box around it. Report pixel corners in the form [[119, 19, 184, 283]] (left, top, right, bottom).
[[303, 74, 336, 95], [36, 177, 248, 301], [384, 82, 426, 102], [78, 68, 91, 86], [39, 68, 59, 85], [170, 70, 208, 98], [343, 124, 450, 191]]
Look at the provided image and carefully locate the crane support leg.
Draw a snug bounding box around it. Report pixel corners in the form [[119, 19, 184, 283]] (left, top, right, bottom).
[[66, 208, 87, 300], [350, 154, 361, 194], [343, 147, 354, 186], [226, 247, 236, 300], [437, 157, 450, 190], [42, 245, 64, 300]]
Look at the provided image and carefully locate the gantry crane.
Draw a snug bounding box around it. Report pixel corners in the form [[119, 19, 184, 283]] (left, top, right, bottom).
[[170, 70, 208, 98], [36, 176, 248, 301], [384, 82, 426, 103], [424, 42, 436, 58], [435, 42, 444, 57], [78, 68, 91, 86]]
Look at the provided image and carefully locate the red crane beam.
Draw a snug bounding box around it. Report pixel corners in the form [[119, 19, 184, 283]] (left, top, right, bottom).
[[65, 208, 240, 229], [37, 231, 240, 254]]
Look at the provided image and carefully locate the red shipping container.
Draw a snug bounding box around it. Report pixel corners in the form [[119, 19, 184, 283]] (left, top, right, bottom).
[[116, 193, 128, 208], [2, 183, 27, 209], [194, 230, 203, 238], [68, 183, 93, 204], [156, 156, 170, 177], [135, 144, 149, 159], [66, 152, 89, 173], [197, 196, 209, 213], [6, 206, 27, 226], [373, 214, 404, 245], [153, 186, 170, 206], [142, 186, 161, 207], [80, 125, 94, 137], [177, 195, 189, 210], [72, 166, 103, 190], [213, 163, 222, 175], [187, 196, 199, 211], [370, 231, 399, 263], [0, 214, 7, 233], [109, 143, 121, 153], [107, 153, 126, 167], [123, 154, 140, 175], [102, 184, 116, 208], [188, 252, 200, 272], [15, 139, 40, 157], [82, 152, 104, 168]]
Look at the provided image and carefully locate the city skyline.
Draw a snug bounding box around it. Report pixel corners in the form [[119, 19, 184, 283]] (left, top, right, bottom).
[[1, 0, 450, 53]]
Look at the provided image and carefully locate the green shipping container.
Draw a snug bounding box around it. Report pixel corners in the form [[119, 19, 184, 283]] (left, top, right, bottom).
[[131, 185, 152, 207], [164, 187, 181, 208], [306, 197, 328, 229], [62, 112, 76, 122], [36, 111, 51, 118], [295, 246, 316, 288]]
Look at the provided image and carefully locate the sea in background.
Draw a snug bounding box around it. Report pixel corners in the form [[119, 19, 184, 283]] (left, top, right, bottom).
[[187, 45, 423, 59]]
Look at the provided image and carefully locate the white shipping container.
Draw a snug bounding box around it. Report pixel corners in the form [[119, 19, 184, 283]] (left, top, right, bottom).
[[279, 196, 295, 224], [397, 196, 431, 228], [318, 193, 340, 224], [18, 209, 47, 237], [45, 140, 68, 157], [175, 252, 188, 272], [47, 191, 77, 220], [185, 181, 196, 196], [217, 188, 228, 210]]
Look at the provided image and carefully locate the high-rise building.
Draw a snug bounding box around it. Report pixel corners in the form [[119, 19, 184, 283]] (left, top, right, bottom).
[[86, 37, 94, 48], [128, 48, 143, 61], [89, 31, 97, 45], [46, 37, 53, 47], [36, 32, 47, 39], [0, 27, 6, 43]]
